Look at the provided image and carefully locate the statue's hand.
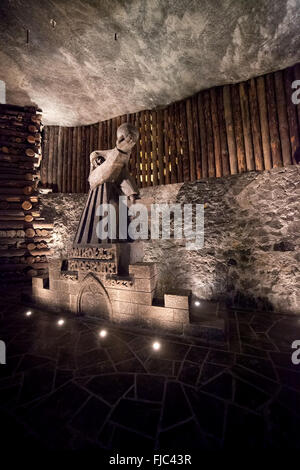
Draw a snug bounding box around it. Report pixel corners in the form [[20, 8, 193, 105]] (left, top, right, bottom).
[[129, 194, 139, 204]]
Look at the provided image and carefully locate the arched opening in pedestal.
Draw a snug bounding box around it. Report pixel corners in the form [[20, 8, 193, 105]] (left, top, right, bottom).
[[77, 274, 111, 320]]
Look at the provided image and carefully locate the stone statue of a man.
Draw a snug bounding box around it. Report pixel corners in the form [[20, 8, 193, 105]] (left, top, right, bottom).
[[73, 122, 139, 246]]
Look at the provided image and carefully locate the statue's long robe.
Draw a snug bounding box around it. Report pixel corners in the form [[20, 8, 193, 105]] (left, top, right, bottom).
[[73, 148, 138, 246]]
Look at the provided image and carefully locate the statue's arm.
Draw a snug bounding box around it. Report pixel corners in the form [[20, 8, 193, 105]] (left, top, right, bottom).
[[120, 168, 139, 198], [89, 150, 107, 172]]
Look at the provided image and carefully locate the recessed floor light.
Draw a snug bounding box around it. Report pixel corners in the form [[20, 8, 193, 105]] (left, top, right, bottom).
[[194, 301, 200, 306], [57, 319, 65, 326], [25, 310, 32, 317], [99, 329, 107, 338], [152, 341, 161, 351]]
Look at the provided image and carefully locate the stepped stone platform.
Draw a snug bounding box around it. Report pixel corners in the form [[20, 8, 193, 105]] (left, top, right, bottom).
[[31, 243, 226, 341]]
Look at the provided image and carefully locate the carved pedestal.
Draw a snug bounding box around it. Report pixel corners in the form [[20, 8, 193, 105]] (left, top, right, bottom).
[[32, 243, 191, 334]]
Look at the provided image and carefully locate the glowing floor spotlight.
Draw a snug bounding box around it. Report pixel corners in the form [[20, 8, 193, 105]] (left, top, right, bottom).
[[99, 329, 107, 338], [152, 341, 161, 351], [57, 318, 65, 326], [194, 301, 200, 306], [25, 310, 32, 317]]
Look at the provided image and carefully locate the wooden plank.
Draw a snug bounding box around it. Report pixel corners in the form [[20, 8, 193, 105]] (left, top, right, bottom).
[[163, 108, 170, 184], [203, 90, 215, 177], [107, 119, 112, 148], [216, 87, 230, 176], [223, 86, 237, 174], [80, 126, 86, 193], [72, 127, 77, 193], [210, 88, 222, 177], [98, 121, 102, 149], [265, 73, 282, 167], [57, 126, 63, 192], [140, 111, 147, 187], [62, 127, 68, 193], [145, 110, 152, 186], [285, 66, 300, 164], [156, 109, 165, 185], [231, 84, 246, 173], [52, 126, 59, 190], [152, 110, 158, 186], [112, 117, 117, 147], [40, 126, 49, 187], [185, 98, 196, 181], [174, 103, 183, 182], [67, 127, 73, 193], [77, 126, 82, 192], [256, 76, 272, 170], [197, 93, 208, 178], [84, 126, 90, 192], [248, 78, 264, 171], [274, 70, 292, 166], [47, 126, 54, 188], [135, 112, 141, 187], [191, 96, 201, 179], [168, 105, 177, 183], [239, 82, 254, 171]]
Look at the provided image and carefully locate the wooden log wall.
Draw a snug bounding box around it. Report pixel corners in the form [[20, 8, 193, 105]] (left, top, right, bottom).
[[42, 63, 300, 193], [0, 104, 52, 282]]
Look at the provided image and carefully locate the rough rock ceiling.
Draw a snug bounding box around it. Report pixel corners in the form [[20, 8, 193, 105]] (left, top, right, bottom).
[[0, 0, 300, 126]]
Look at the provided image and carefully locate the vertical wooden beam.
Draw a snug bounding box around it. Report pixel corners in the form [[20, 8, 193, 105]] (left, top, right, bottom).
[[285, 66, 300, 164], [185, 98, 196, 181], [85, 126, 90, 193], [168, 105, 177, 183], [140, 111, 147, 187], [163, 108, 170, 184], [98, 121, 102, 149], [203, 90, 215, 177], [265, 73, 282, 167], [72, 127, 77, 193], [152, 110, 158, 186], [41, 126, 49, 187], [274, 70, 292, 166], [135, 112, 141, 187], [179, 101, 190, 181], [223, 86, 237, 175], [67, 127, 73, 193], [107, 119, 112, 149], [197, 92, 208, 178], [112, 117, 117, 146], [52, 126, 59, 191], [80, 127, 86, 193], [174, 103, 183, 183], [256, 76, 272, 170], [156, 109, 165, 185], [57, 126, 63, 192], [62, 127, 68, 193], [145, 110, 152, 186], [192, 96, 202, 180], [239, 82, 254, 171], [216, 87, 230, 176], [248, 78, 264, 171], [210, 88, 222, 177], [231, 85, 246, 173]]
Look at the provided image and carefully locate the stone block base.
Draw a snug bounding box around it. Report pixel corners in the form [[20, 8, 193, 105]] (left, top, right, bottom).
[[32, 257, 191, 334]]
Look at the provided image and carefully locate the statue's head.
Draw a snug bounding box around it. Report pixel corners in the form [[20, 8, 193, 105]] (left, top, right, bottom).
[[116, 123, 139, 153]]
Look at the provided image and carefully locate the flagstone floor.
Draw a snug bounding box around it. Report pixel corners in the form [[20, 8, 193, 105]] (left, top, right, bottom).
[[0, 286, 300, 451]]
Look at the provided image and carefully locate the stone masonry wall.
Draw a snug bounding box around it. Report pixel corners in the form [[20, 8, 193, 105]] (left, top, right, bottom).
[[40, 165, 300, 314]]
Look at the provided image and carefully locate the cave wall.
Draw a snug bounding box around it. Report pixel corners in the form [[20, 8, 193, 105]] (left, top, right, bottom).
[[41, 165, 300, 314]]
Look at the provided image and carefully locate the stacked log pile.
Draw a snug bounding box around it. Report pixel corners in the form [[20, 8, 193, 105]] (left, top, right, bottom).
[[0, 104, 52, 282]]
